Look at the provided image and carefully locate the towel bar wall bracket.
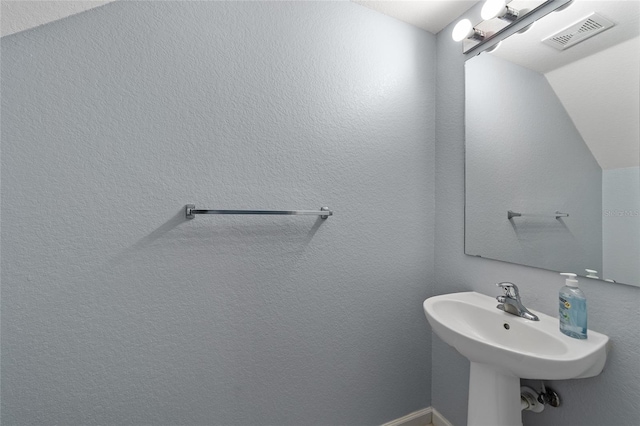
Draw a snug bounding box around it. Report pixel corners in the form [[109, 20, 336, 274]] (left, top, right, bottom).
[[186, 205, 332, 220]]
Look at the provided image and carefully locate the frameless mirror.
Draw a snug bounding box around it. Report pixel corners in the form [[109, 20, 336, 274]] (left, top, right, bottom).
[[465, 0, 639, 286]]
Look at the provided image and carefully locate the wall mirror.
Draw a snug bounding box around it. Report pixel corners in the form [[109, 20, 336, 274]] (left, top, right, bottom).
[[465, 0, 639, 286]]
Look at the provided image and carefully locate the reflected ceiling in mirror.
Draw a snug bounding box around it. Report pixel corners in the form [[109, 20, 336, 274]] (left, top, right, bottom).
[[464, 0, 639, 286]]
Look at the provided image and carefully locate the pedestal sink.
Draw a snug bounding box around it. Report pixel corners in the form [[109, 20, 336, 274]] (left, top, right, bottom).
[[423, 292, 609, 426]]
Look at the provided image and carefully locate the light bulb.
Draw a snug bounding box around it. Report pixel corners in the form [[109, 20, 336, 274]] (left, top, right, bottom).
[[554, 0, 574, 13], [517, 20, 535, 34], [481, 0, 507, 20], [485, 41, 502, 53], [452, 19, 473, 42]]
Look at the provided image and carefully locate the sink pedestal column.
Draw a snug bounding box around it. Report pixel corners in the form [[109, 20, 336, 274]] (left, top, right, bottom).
[[467, 362, 522, 426]]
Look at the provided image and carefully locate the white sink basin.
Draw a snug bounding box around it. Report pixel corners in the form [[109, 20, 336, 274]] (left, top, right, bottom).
[[424, 291, 609, 380], [424, 291, 609, 426]]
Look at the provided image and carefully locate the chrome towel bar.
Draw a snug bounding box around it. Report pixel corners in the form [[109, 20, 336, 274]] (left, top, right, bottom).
[[186, 205, 332, 220], [508, 210, 569, 220]]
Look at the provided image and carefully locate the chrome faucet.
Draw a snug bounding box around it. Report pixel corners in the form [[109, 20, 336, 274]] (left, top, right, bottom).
[[496, 282, 539, 321]]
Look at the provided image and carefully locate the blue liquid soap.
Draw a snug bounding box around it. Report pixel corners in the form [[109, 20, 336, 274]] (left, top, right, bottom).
[[559, 273, 587, 339]]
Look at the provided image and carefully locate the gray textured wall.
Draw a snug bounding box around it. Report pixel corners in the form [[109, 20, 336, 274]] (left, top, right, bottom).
[[603, 167, 640, 284], [434, 3, 640, 426], [1, 2, 435, 424], [465, 53, 602, 276]]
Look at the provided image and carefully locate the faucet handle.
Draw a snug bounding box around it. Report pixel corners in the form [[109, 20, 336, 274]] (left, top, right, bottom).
[[496, 282, 519, 298]]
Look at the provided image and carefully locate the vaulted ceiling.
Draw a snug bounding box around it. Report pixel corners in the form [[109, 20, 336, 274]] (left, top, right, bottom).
[[2, 0, 478, 38]]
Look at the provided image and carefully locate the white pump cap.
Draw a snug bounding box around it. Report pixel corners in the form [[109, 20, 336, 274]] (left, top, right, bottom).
[[560, 272, 579, 287]]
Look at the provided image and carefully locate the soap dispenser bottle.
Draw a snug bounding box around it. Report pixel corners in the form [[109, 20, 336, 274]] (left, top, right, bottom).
[[558, 273, 587, 339]]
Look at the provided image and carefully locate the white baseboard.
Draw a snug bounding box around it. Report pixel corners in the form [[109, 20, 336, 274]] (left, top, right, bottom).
[[381, 408, 432, 426], [381, 407, 453, 426], [431, 407, 455, 426]]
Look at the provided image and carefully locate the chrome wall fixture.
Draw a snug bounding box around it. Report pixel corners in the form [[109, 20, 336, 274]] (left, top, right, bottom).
[[186, 204, 332, 219], [453, 0, 553, 53], [507, 210, 569, 220]]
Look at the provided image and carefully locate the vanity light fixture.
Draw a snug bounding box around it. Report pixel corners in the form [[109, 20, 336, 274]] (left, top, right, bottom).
[[452, 0, 519, 43], [451, 0, 556, 53]]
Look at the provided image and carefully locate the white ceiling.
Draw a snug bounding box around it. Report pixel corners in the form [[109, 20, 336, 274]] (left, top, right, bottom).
[[544, 36, 639, 170], [1, 0, 114, 37], [2, 0, 637, 170], [491, 0, 640, 74], [353, 0, 478, 33]]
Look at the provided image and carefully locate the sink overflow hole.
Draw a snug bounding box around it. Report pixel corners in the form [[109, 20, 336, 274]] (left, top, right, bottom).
[[503, 323, 510, 330]]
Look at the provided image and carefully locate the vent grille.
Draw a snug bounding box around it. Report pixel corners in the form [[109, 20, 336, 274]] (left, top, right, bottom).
[[543, 13, 615, 50]]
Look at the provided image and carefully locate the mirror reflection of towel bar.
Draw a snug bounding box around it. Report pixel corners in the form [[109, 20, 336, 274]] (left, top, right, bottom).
[[507, 210, 569, 220]]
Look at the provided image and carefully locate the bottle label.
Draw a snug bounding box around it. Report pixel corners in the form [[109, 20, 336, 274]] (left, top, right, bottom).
[[559, 294, 587, 338]]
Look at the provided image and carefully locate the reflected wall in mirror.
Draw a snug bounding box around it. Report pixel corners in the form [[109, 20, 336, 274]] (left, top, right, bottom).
[[465, 0, 639, 286]]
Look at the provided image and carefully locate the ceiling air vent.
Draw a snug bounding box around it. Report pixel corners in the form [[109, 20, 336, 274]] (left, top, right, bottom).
[[542, 13, 615, 51]]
